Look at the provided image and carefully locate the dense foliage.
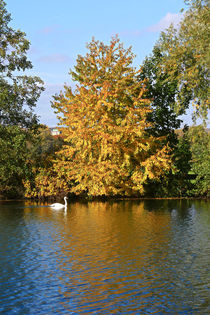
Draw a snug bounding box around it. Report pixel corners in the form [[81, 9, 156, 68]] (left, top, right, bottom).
[[0, 0, 44, 127], [188, 125, 210, 196], [0, 125, 30, 197], [0, 0, 44, 197], [23, 126, 66, 199], [140, 46, 182, 140], [155, 0, 209, 121], [49, 37, 173, 197]]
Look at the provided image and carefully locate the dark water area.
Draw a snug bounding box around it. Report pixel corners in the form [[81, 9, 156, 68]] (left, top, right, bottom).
[[0, 199, 209, 314]]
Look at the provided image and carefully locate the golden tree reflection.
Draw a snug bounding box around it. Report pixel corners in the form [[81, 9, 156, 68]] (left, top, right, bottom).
[[27, 201, 171, 312]]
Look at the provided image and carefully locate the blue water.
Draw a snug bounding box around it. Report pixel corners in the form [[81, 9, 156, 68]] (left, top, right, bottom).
[[0, 199, 209, 314]]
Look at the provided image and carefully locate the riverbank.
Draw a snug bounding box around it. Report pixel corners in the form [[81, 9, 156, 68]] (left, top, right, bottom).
[[1, 195, 209, 202]]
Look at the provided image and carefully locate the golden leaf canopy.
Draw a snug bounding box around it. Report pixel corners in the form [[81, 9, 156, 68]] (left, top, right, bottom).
[[52, 36, 172, 197]]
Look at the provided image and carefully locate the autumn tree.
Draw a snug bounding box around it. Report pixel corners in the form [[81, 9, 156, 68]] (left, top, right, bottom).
[[156, 0, 209, 121], [52, 37, 172, 197]]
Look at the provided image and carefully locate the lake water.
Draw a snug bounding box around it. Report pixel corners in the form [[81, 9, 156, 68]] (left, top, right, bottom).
[[0, 199, 209, 314]]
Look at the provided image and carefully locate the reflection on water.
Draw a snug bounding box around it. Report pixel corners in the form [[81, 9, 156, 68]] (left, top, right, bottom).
[[0, 199, 209, 314]]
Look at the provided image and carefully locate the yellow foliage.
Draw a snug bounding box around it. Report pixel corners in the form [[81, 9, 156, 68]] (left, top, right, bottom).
[[23, 168, 68, 198], [51, 36, 172, 197]]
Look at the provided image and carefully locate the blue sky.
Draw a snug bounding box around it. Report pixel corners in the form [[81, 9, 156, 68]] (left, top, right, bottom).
[[6, 0, 191, 127]]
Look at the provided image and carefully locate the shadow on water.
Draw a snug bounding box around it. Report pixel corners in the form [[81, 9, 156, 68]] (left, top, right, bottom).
[[0, 198, 209, 314]]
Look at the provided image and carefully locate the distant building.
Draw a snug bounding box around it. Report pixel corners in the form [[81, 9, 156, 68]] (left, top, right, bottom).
[[49, 127, 61, 136]]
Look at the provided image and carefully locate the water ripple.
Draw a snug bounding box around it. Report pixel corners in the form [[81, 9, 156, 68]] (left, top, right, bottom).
[[0, 199, 209, 314]]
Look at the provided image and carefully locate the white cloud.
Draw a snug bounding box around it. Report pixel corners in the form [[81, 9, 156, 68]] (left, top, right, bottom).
[[37, 25, 76, 36], [147, 12, 183, 32], [37, 54, 71, 63], [119, 12, 183, 38]]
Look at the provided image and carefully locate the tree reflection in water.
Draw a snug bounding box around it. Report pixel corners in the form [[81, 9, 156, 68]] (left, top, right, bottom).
[[0, 199, 209, 314]]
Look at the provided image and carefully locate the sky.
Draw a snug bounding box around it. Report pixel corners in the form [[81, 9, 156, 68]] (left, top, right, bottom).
[[5, 0, 194, 127]]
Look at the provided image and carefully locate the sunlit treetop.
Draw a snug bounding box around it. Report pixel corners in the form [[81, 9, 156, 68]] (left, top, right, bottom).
[[52, 36, 172, 197]]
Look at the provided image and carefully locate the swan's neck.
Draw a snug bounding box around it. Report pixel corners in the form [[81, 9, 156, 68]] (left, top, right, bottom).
[[64, 198, 67, 207]]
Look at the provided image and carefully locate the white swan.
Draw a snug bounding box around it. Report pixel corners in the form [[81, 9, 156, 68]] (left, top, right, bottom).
[[50, 197, 68, 210]]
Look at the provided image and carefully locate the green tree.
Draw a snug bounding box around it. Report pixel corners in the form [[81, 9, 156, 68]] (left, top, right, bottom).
[[144, 127, 193, 198], [139, 47, 191, 197], [0, 0, 44, 197], [156, 0, 209, 121], [0, 126, 31, 197], [188, 125, 210, 196], [140, 45, 182, 144], [0, 0, 44, 127]]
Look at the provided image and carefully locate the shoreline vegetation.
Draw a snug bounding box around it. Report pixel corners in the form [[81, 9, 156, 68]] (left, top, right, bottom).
[[0, 0, 209, 201], [0, 195, 209, 202]]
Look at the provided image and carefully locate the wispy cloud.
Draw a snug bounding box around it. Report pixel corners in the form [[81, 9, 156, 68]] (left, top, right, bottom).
[[37, 54, 71, 63], [147, 12, 183, 32], [37, 24, 76, 36], [37, 25, 60, 35], [44, 82, 64, 94], [119, 12, 183, 38], [28, 46, 41, 55]]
